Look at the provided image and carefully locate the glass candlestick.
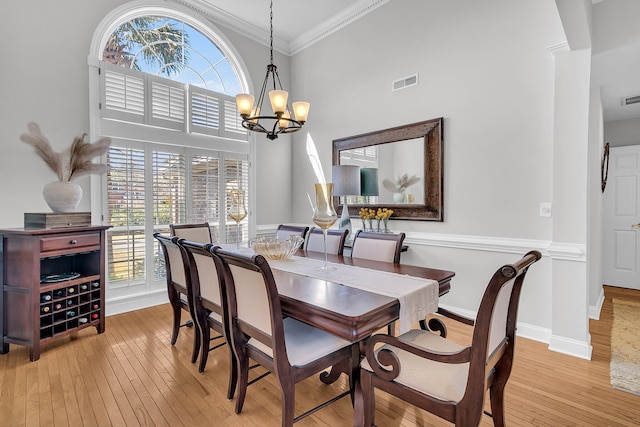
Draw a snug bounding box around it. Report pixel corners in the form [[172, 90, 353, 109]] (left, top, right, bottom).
[[312, 183, 337, 272]]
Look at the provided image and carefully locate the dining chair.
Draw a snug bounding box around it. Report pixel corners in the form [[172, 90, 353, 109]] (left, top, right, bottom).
[[350, 230, 406, 264], [357, 250, 542, 427], [170, 222, 213, 243], [153, 233, 200, 363], [179, 240, 237, 399], [275, 224, 310, 247], [305, 227, 349, 256], [214, 247, 359, 427]]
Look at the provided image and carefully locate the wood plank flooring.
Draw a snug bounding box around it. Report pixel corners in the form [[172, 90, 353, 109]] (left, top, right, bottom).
[[2, 285, 639, 426]]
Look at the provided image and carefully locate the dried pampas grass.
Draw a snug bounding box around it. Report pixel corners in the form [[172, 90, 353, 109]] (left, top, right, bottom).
[[20, 122, 111, 182]]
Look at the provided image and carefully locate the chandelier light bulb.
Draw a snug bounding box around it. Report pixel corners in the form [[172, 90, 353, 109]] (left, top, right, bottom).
[[278, 110, 291, 129], [235, 94, 255, 116], [292, 102, 310, 123], [269, 90, 288, 114]]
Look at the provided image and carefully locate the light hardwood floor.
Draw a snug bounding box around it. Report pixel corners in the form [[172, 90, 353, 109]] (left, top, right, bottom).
[[1, 285, 639, 426]]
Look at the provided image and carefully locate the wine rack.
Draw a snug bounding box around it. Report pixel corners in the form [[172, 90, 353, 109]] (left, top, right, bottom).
[[39, 280, 102, 340], [1, 226, 110, 361]]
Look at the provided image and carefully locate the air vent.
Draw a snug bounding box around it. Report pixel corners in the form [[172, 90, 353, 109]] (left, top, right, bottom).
[[622, 95, 640, 106], [392, 74, 418, 91]]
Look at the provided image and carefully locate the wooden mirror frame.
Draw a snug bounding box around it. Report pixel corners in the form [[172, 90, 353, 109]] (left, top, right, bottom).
[[332, 118, 443, 221]]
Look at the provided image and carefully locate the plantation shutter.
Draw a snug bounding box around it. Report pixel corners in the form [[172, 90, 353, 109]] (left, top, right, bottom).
[[101, 63, 145, 123], [106, 147, 147, 285], [149, 76, 186, 130], [190, 155, 220, 238], [152, 151, 186, 226]]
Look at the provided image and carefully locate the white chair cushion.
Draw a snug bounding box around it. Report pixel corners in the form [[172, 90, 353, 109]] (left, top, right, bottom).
[[361, 329, 469, 402], [248, 317, 352, 367], [351, 238, 398, 263], [306, 232, 341, 255]]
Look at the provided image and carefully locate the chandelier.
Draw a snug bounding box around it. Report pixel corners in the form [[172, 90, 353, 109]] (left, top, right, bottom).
[[235, 0, 310, 140]]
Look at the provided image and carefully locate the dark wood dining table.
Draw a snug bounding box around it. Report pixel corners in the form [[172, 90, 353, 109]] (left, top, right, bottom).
[[272, 250, 454, 342]]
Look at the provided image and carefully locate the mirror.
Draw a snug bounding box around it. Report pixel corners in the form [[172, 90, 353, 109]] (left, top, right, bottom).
[[332, 118, 443, 221]]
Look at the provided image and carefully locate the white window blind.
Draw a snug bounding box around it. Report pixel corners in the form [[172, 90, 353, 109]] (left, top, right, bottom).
[[106, 147, 147, 286], [190, 90, 220, 131], [190, 155, 220, 236], [152, 151, 186, 225], [224, 157, 249, 245]]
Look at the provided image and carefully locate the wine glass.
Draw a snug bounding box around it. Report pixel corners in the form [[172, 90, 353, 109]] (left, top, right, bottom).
[[228, 190, 247, 249], [312, 183, 338, 272]]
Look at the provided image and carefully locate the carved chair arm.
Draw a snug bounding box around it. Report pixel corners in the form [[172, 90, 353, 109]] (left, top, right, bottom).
[[364, 333, 471, 382]]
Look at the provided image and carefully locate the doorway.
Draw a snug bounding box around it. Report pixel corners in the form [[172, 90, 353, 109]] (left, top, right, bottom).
[[603, 145, 640, 290]]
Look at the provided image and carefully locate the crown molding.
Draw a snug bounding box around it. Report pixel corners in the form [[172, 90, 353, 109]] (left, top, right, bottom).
[[547, 41, 571, 58], [289, 0, 390, 55], [173, 0, 388, 56]]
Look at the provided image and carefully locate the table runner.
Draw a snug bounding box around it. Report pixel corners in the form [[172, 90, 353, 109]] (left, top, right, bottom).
[[268, 256, 439, 333]]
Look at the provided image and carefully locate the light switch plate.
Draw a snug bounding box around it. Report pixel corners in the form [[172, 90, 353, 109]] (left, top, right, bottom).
[[540, 202, 552, 218]]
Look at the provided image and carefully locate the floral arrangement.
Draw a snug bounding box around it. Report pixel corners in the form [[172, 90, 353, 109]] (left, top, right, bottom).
[[19, 122, 111, 182], [375, 207, 394, 221], [359, 207, 394, 232], [382, 173, 420, 193], [359, 207, 376, 221]]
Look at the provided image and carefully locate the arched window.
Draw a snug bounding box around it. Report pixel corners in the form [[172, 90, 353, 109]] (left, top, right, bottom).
[[91, 6, 253, 296], [103, 16, 243, 95]]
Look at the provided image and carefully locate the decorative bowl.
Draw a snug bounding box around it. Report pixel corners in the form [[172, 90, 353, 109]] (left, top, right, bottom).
[[249, 234, 304, 260]]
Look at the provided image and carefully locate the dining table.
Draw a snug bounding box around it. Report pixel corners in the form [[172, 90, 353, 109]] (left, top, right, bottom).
[[271, 249, 454, 342]]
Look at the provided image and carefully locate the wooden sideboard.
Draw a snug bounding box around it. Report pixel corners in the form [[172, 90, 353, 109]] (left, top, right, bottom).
[[0, 225, 110, 361]]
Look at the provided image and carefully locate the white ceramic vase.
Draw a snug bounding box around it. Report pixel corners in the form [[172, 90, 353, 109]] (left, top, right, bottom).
[[43, 181, 83, 213], [393, 192, 406, 203]]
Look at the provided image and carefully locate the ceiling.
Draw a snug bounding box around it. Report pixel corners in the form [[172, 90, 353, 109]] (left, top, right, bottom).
[[197, 0, 639, 123], [197, 0, 383, 55]]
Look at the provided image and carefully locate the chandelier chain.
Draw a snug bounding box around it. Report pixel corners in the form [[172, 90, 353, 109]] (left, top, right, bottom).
[[269, 0, 274, 64]]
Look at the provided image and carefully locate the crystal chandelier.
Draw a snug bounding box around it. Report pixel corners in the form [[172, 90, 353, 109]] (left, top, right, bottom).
[[235, 0, 310, 140]]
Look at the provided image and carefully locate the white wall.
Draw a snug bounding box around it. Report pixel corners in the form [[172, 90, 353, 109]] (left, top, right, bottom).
[[0, 0, 294, 228], [604, 118, 640, 147], [289, 0, 574, 349]]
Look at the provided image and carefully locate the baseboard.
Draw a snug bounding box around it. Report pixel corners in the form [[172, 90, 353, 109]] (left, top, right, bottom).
[[548, 334, 593, 360], [589, 287, 605, 320], [105, 290, 168, 316]]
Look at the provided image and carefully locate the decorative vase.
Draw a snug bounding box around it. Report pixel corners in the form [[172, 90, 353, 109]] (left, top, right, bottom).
[[393, 192, 406, 203], [383, 218, 390, 233], [43, 181, 83, 213]]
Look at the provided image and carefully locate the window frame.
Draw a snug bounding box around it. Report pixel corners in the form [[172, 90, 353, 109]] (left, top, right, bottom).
[[89, 3, 256, 296]]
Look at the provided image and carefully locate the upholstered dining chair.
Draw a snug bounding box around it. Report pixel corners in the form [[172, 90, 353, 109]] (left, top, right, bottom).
[[153, 233, 200, 363], [305, 227, 349, 256], [350, 230, 406, 264], [179, 240, 237, 399], [214, 247, 359, 427], [356, 250, 542, 427], [275, 224, 310, 247], [170, 222, 213, 243]]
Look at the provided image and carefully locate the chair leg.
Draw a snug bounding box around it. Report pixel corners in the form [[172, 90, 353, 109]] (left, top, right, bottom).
[[191, 318, 201, 364], [226, 346, 238, 400], [235, 354, 250, 414], [360, 370, 375, 427], [280, 381, 295, 427], [169, 297, 181, 345], [489, 384, 506, 427], [197, 323, 210, 371]]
